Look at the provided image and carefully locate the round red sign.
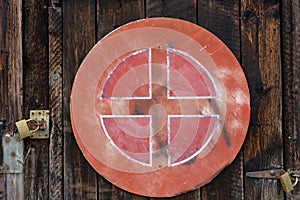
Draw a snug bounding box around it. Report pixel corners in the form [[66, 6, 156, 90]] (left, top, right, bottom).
[[71, 18, 250, 197]]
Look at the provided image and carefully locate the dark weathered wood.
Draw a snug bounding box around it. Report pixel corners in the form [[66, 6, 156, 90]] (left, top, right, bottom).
[[97, 0, 145, 40], [0, 0, 23, 132], [23, 0, 49, 199], [98, 177, 112, 200], [0, 174, 3, 198], [110, 187, 150, 200], [202, 153, 243, 200], [0, 0, 5, 183], [0, 0, 8, 166], [0, 0, 24, 199], [198, 0, 240, 57], [23, 0, 49, 114], [241, 0, 283, 199], [146, 0, 197, 23], [281, 0, 300, 196], [170, 190, 201, 200], [287, 194, 300, 200], [63, 0, 97, 199], [49, 5, 63, 199], [197, 1, 243, 199], [96, 1, 146, 199]]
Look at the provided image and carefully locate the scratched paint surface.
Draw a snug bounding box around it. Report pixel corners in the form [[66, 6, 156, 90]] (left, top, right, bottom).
[[71, 18, 250, 197]]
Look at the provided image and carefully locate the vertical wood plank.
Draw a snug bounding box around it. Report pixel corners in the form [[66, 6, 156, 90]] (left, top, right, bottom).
[[146, 0, 196, 23], [97, 1, 146, 199], [197, 1, 243, 200], [0, 0, 9, 129], [49, 4, 63, 199], [23, 0, 49, 113], [23, 0, 49, 199], [97, 0, 145, 40], [146, 1, 198, 199], [0, 0, 23, 132], [63, 0, 97, 199], [0, 0, 7, 177], [241, 0, 283, 199], [0, 0, 24, 199], [281, 0, 300, 196], [198, 0, 240, 58], [0, 175, 3, 198]]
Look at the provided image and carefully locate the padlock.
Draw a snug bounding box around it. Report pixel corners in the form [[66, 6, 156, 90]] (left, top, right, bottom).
[[15, 119, 39, 139], [280, 172, 294, 193]]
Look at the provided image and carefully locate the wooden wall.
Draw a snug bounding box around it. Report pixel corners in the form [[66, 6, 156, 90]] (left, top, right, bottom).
[[0, 0, 299, 199]]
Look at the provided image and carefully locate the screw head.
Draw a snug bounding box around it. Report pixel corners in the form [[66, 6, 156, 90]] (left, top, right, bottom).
[[52, 73, 59, 81]]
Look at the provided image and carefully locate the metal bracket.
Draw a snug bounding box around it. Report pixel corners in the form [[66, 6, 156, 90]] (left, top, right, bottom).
[[29, 110, 50, 139], [246, 169, 300, 179], [246, 169, 286, 179], [2, 134, 24, 173]]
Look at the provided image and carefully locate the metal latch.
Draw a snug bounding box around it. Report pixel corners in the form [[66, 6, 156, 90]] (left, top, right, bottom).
[[246, 169, 287, 179], [1, 134, 24, 173], [28, 110, 49, 139], [246, 169, 300, 194], [15, 110, 49, 139]]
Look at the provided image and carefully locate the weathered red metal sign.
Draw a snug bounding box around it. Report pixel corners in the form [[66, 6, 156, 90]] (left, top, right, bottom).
[[71, 18, 250, 197]]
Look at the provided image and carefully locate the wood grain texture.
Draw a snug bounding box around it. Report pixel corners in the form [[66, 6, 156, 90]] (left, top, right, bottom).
[[110, 187, 149, 200], [0, 0, 24, 199], [49, 5, 63, 199], [23, 0, 49, 114], [287, 194, 300, 200], [0, 0, 9, 129], [281, 0, 300, 196], [202, 153, 244, 200], [146, 0, 197, 23], [0, 174, 3, 198], [198, 0, 240, 58], [97, 1, 146, 199], [197, 1, 243, 199], [63, 0, 97, 199], [0, 0, 8, 166], [241, 0, 283, 199], [97, 0, 144, 40], [98, 177, 112, 200], [0, 0, 23, 132], [23, 0, 49, 199]]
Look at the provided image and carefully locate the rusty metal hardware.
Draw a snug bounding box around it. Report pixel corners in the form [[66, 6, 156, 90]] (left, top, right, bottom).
[[246, 169, 286, 179], [15, 110, 50, 139], [29, 110, 49, 139], [246, 169, 300, 179], [246, 169, 300, 193], [1, 134, 24, 173]]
